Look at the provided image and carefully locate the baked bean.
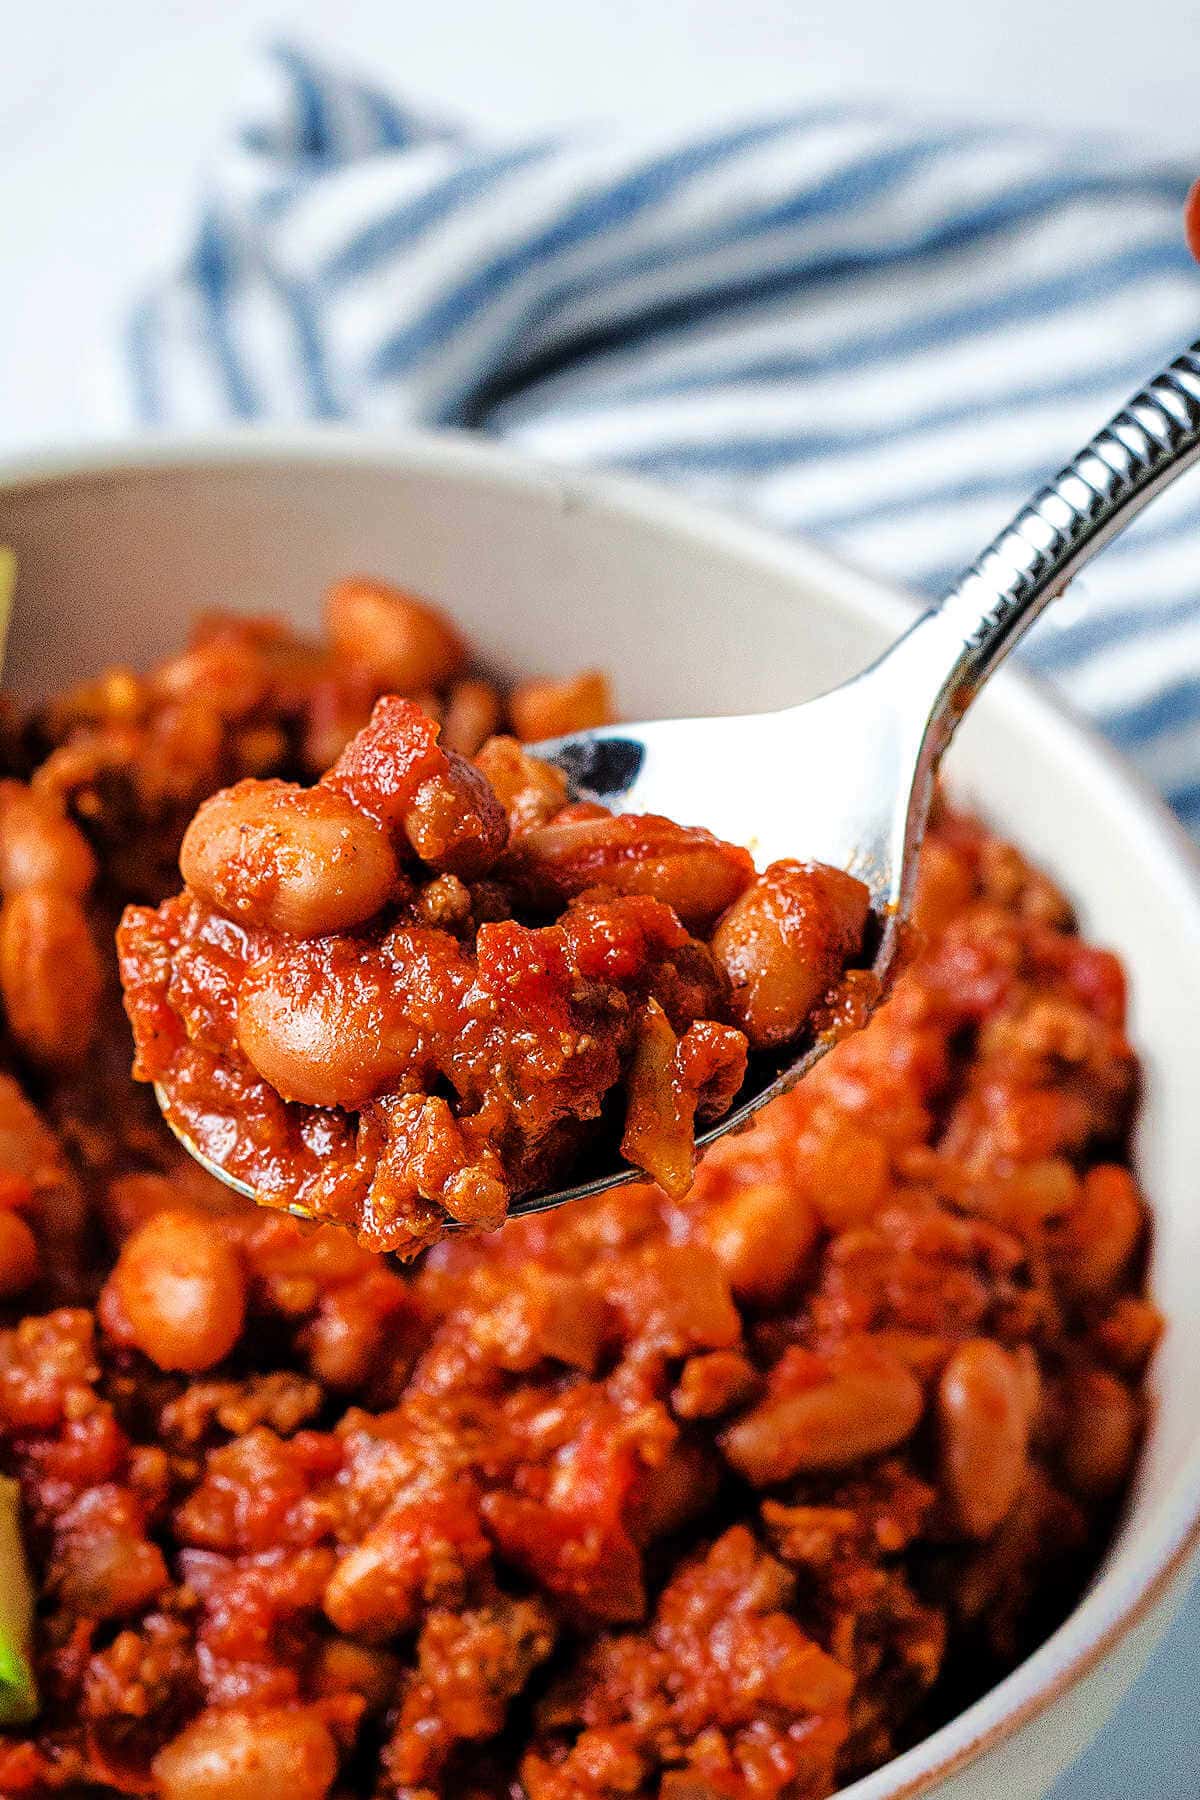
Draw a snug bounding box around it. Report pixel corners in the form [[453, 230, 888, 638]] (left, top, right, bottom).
[[151, 635, 270, 720], [301, 684, 374, 776], [1058, 1369, 1140, 1496], [796, 1117, 889, 1231], [506, 813, 754, 931], [102, 1168, 243, 1243], [509, 670, 613, 742], [1092, 1295, 1163, 1376], [0, 1211, 40, 1297], [473, 735, 569, 834], [1050, 1164, 1143, 1302], [101, 1211, 246, 1373], [0, 579, 1164, 1797], [710, 860, 871, 1049], [442, 678, 502, 757], [721, 1339, 923, 1484], [153, 1704, 339, 1800], [0, 780, 96, 896], [938, 1340, 1031, 1538], [411, 689, 444, 725], [0, 1071, 87, 1286], [325, 576, 466, 693], [0, 885, 102, 1066], [237, 940, 423, 1110], [702, 1181, 819, 1306], [180, 779, 401, 936], [912, 837, 975, 938], [974, 1157, 1080, 1236]]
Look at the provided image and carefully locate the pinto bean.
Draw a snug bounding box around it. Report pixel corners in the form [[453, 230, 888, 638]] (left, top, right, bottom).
[[0, 1212, 40, 1297], [1049, 1164, 1143, 1303], [237, 939, 423, 1110], [509, 670, 613, 742], [180, 779, 401, 936], [0, 885, 103, 1066], [912, 836, 975, 938], [153, 1705, 339, 1800], [938, 1340, 1032, 1537], [505, 813, 754, 931], [702, 1180, 819, 1306], [710, 860, 871, 1049], [101, 1211, 246, 1373], [795, 1117, 889, 1231], [0, 1071, 87, 1289], [720, 1338, 923, 1484], [1058, 1369, 1140, 1497], [325, 575, 467, 693], [442, 679, 502, 757], [0, 780, 96, 896]]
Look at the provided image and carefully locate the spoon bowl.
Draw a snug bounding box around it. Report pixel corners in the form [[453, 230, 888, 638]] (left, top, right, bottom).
[[156, 338, 1200, 1220]]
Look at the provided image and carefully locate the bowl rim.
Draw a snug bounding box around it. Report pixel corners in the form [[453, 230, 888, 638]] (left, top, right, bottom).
[[4, 421, 1200, 1798]]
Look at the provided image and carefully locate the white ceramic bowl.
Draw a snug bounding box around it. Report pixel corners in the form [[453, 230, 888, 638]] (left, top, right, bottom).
[[3, 429, 1200, 1800]]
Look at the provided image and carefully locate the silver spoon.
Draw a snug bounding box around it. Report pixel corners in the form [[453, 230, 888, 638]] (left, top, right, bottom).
[[163, 339, 1200, 1223]]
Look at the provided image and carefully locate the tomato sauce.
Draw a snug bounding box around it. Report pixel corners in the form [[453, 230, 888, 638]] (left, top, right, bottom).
[[0, 579, 1159, 1800]]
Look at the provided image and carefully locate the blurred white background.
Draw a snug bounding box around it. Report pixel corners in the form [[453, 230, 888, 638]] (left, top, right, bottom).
[[3, 9, 1200, 1790], [3, 0, 1199, 453]]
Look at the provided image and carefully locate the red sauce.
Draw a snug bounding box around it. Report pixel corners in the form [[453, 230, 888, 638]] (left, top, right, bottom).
[[0, 579, 1159, 1800], [118, 683, 868, 1253]]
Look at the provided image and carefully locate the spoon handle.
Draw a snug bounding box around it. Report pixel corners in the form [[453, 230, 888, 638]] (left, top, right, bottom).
[[929, 339, 1200, 703]]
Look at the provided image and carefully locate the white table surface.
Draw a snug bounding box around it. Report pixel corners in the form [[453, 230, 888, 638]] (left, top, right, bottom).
[[4, 3, 1200, 1791]]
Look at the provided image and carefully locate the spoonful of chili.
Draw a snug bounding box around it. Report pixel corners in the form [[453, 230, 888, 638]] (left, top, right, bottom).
[[122, 340, 1200, 1253]]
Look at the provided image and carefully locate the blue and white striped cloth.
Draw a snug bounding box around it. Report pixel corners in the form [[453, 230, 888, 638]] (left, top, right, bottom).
[[127, 45, 1200, 829]]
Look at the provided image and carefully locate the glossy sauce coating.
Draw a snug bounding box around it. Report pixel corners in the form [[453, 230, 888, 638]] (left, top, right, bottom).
[[0, 583, 1159, 1800], [120, 683, 867, 1253]]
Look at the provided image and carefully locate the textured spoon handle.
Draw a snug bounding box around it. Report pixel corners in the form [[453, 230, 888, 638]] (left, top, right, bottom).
[[934, 342, 1200, 692]]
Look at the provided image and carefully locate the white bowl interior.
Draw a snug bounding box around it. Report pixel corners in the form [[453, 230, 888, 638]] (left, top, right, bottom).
[[4, 435, 1200, 1795]]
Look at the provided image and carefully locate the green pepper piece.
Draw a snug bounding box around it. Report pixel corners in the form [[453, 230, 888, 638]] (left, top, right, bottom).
[[0, 1475, 37, 1725]]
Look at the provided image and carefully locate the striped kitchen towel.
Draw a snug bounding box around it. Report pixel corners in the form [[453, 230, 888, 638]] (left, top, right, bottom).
[[127, 43, 1200, 828]]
